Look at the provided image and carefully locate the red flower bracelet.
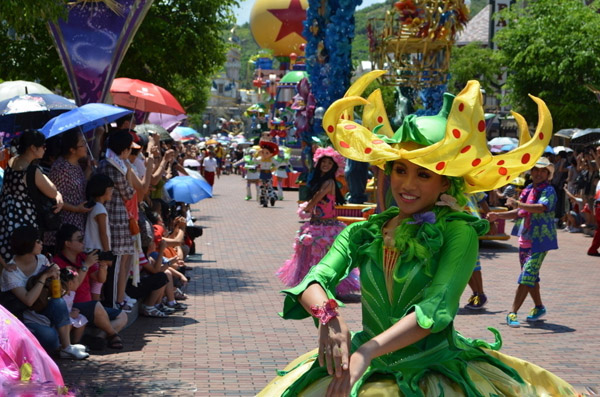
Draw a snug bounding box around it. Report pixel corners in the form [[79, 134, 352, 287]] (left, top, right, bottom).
[[310, 299, 339, 325]]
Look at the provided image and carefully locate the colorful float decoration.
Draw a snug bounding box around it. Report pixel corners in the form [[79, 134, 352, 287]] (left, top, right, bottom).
[[367, 0, 469, 88]]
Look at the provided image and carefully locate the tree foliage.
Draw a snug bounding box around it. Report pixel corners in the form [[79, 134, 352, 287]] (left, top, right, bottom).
[[0, 0, 238, 116], [448, 42, 502, 96], [494, 0, 600, 129]]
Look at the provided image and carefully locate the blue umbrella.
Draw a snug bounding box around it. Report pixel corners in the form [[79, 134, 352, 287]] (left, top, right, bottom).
[[173, 126, 200, 137], [500, 144, 516, 152], [40, 103, 133, 138], [544, 145, 554, 154], [165, 176, 213, 204]]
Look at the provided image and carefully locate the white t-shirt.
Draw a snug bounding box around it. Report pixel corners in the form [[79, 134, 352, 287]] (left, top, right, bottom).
[[203, 157, 218, 172], [84, 202, 111, 251], [0, 255, 52, 325]]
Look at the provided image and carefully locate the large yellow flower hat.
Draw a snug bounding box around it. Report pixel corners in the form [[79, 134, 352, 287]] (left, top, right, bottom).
[[322, 71, 553, 193]]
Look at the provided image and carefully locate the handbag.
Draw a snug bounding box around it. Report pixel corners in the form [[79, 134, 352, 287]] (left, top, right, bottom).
[[25, 274, 51, 313], [26, 164, 62, 232], [119, 192, 139, 236]]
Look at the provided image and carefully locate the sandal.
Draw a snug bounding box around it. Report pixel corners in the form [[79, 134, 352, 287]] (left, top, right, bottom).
[[106, 333, 124, 350], [174, 288, 188, 301], [141, 305, 167, 318]]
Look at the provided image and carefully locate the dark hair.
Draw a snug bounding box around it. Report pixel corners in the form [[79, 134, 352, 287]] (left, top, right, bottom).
[[56, 223, 80, 253], [115, 115, 131, 129], [16, 129, 45, 155], [107, 130, 133, 155], [307, 156, 345, 205], [86, 173, 114, 200], [10, 225, 40, 255], [59, 267, 77, 284], [59, 129, 82, 157]]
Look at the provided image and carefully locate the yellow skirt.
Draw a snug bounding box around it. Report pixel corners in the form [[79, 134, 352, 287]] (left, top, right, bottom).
[[258, 348, 580, 396]]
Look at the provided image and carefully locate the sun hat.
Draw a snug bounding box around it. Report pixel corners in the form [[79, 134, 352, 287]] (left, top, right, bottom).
[[533, 157, 554, 180], [313, 146, 345, 176], [322, 70, 553, 193]]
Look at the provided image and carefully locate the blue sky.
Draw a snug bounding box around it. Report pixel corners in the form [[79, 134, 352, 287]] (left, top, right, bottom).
[[233, 0, 384, 25]]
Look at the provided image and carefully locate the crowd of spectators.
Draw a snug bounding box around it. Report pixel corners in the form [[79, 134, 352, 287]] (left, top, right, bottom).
[[0, 117, 206, 360]]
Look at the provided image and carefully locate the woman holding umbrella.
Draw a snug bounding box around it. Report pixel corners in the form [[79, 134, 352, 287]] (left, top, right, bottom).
[[0, 130, 64, 269]]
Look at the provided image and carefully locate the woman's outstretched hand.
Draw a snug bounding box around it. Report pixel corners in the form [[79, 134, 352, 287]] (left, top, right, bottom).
[[318, 316, 350, 378]]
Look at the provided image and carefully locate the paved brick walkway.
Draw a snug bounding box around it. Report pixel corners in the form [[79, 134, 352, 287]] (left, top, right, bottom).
[[58, 174, 600, 395]]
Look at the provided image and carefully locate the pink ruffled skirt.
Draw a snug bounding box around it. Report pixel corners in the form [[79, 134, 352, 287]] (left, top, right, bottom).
[[277, 220, 360, 296]]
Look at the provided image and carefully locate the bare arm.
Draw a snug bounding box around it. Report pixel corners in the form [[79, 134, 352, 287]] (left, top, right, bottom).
[[95, 213, 111, 252], [34, 169, 63, 211]]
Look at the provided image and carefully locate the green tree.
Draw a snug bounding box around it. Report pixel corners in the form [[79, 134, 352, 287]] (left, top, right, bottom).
[[494, 0, 600, 129], [448, 42, 502, 96], [0, 0, 238, 116]]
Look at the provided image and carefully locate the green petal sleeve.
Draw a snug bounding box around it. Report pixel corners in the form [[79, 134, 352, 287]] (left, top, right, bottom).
[[410, 220, 479, 333], [279, 221, 364, 320]]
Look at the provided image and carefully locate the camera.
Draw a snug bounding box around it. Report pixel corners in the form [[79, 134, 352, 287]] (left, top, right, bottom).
[[98, 251, 115, 262]]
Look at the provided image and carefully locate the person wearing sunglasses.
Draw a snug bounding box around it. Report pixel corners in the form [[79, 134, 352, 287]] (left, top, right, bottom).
[[0, 225, 87, 359], [53, 223, 127, 350]]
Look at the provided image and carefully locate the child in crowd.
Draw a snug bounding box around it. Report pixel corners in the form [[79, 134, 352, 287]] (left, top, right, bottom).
[[60, 267, 88, 345], [84, 173, 115, 301]]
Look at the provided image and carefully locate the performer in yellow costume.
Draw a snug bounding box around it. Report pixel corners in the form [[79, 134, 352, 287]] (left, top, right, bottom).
[[259, 71, 581, 396]]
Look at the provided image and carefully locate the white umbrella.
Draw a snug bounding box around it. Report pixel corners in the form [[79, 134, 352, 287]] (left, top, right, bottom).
[[553, 146, 573, 154], [0, 80, 53, 102], [488, 137, 518, 146], [183, 159, 201, 168]]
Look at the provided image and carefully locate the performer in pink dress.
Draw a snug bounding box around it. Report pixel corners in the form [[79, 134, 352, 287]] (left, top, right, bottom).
[[277, 147, 360, 296]]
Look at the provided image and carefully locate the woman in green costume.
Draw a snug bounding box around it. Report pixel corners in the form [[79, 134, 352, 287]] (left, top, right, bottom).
[[258, 72, 580, 396]]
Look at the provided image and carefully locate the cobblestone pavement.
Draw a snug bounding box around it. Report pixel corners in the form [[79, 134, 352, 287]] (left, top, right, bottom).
[[58, 174, 600, 395]]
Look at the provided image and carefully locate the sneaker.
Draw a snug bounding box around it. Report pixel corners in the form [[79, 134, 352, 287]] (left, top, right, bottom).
[[141, 304, 167, 317], [166, 302, 188, 311], [245, 196, 252, 201], [464, 294, 477, 307], [562, 226, 571, 232], [174, 288, 188, 300], [465, 294, 487, 310], [526, 306, 546, 322], [569, 227, 582, 233], [270, 197, 276, 206], [278, 196, 284, 200], [156, 303, 175, 315], [506, 312, 520, 328], [60, 345, 89, 360], [72, 344, 89, 353], [588, 251, 600, 257], [124, 295, 137, 306]]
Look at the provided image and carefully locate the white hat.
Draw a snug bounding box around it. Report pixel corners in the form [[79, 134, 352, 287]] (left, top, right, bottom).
[[533, 157, 554, 180]]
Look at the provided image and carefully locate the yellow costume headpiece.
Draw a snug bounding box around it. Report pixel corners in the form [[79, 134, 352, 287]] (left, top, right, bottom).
[[322, 71, 553, 193]]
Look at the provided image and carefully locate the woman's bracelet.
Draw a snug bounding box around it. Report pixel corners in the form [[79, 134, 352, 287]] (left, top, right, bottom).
[[37, 279, 45, 285], [310, 299, 339, 325]]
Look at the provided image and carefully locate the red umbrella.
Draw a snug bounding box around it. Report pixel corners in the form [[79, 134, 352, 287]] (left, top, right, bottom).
[[110, 78, 185, 115]]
